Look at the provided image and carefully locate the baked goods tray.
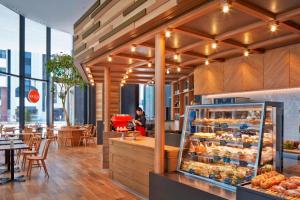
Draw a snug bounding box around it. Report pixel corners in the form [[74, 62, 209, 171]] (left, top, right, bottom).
[[237, 184, 300, 200]]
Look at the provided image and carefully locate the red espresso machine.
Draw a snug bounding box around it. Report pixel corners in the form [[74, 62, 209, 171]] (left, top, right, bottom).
[[111, 114, 134, 132]]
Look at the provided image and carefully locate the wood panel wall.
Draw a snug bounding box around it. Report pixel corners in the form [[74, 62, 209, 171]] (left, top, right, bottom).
[[95, 83, 103, 121], [95, 82, 119, 121], [74, 0, 178, 60], [194, 43, 300, 95]]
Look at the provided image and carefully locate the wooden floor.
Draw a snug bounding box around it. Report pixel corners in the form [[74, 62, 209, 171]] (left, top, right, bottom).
[[0, 142, 140, 200]]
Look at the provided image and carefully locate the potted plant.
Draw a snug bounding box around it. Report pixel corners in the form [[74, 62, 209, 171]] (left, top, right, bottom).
[[46, 54, 85, 127]]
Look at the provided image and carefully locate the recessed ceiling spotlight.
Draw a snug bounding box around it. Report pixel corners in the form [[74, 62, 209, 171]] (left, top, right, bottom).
[[85, 67, 90, 73], [270, 22, 278, 32], [120, 83, 124, 87], [131, 45, 136, 52], [128, 68, 133, 73], [121, 79, 126, 84], [165, 29, 171, 38], [124, 75, 128, 79], [88, 74, 93, 78], [173, 53, 179, 60], [128, 58, 133, 64], [107, 56, 112, 62], [222, 0, 230, 13], [211, 41, 218, 49], [244, 49, 249, 57], [177, 67, 181, 72], [148, 62, 152, 67], [166, 68, 170, 74], [205, 59, 209, 65], [91, 82, 95, 86]]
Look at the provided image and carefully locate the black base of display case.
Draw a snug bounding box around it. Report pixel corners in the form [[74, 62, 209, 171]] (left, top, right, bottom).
[[236, 185, 283, 200], [149, 172, 235, 200]]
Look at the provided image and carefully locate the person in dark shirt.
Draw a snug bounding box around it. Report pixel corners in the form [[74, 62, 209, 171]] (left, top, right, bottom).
[[135, 107, 146, 136]]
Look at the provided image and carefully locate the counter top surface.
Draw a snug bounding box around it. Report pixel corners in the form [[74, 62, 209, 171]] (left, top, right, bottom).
[[109, 136, 179, 152]]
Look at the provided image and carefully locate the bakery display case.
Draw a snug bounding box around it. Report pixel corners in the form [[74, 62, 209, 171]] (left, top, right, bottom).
[[177, 102, 283, 191]]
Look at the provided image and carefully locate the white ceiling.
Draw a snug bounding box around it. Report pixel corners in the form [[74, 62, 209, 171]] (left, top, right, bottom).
[[0, 0, 96, 33]]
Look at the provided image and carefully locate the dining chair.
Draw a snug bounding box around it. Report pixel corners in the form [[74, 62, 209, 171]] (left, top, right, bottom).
[[78, 126, 94, 146], [46, 128, 58, 146], [26, 139, 52, 178], [21, 136, 42, 169]]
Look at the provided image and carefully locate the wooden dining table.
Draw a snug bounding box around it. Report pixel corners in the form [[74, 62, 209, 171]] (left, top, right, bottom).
[[0, 143, 29, 184], [58, 127, 86, 146]]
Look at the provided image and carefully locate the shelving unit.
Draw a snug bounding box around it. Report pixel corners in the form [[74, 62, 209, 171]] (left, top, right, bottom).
[[172, 73, 194, 130]]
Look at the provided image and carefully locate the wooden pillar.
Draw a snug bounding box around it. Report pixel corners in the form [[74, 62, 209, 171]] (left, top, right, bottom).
[[104, 67, 111, 132], [154, 33, 165, 174]]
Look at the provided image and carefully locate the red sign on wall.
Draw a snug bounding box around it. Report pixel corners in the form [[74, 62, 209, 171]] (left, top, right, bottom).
[[27, 89, 40, 103]]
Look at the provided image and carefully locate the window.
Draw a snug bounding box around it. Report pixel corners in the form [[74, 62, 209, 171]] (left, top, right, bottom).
[[0, 50, 6, 59], [24, 79, 47, 126], [25, 18, 46, 80]]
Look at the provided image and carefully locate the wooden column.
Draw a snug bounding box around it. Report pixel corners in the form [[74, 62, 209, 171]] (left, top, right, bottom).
[[154, 33, 166, 174], [104, 67, 111, 132]]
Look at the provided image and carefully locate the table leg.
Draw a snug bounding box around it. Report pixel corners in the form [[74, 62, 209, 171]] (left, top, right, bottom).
[[10, 149, 14, 180]]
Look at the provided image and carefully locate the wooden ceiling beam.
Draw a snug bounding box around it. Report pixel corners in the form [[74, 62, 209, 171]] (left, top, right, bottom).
[[176, 41, 207, 54], [232, 0, 275, 22], [215, 21, 266, 40], [139, 42, 206, 58], [281, 21, 300, 35], [276, 7, 300, 22], [248, 33, 300, 49], [173, 27, 214, 40], [173, 27, 246, 50], [232, 1, 300, 36]]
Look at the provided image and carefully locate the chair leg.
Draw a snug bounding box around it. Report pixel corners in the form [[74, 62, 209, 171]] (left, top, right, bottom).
[[41, 160, 49, 177], [22, 154, 27, 170], [27, 160, 33, 178]]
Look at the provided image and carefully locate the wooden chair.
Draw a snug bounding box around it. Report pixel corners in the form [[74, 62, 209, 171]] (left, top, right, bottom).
[[16, 133, 34, 164], [21, 136, 42, 169], [78, 126, 95, 146], [46, 128, 58, 145], [27, 139, 52, 178]]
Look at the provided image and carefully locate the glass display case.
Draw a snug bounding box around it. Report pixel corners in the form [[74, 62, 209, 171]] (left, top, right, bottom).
[[177, 102, 283, 191]]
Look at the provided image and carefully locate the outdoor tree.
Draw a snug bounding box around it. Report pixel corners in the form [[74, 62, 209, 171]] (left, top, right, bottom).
[[46, 54, 85, 126]]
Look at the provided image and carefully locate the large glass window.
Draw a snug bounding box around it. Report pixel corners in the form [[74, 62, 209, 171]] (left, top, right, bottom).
[[24, 79, 47, 127], [25, 18, 46, 80], [0, 5, 20, 128]]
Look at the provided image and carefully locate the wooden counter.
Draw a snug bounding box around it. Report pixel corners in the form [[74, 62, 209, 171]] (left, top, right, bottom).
[[109, 137, 179, 197]]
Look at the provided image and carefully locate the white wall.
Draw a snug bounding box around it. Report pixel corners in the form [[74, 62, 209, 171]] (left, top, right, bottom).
[[203, 88, 300, 141]]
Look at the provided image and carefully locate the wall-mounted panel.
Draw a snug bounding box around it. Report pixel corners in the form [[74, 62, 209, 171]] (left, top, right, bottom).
[[264, 48, 289, 89], [290, 43, 300, 87]]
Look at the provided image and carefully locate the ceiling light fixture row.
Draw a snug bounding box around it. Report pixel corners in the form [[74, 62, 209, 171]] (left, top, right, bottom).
[[148, 61, 152, 67], [107, 55, 112, 62]]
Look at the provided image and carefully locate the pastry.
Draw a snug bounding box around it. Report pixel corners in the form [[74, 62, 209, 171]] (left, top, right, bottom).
[[284, 189, 300, 198], [270, 185, 286, 193]]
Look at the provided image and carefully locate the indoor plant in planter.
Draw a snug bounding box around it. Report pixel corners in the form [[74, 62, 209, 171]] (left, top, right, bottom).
[[46, 54, 85, 127]]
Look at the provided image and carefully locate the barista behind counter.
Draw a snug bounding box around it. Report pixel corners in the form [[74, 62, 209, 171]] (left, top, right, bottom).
[[134, 107, 147, 136]]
